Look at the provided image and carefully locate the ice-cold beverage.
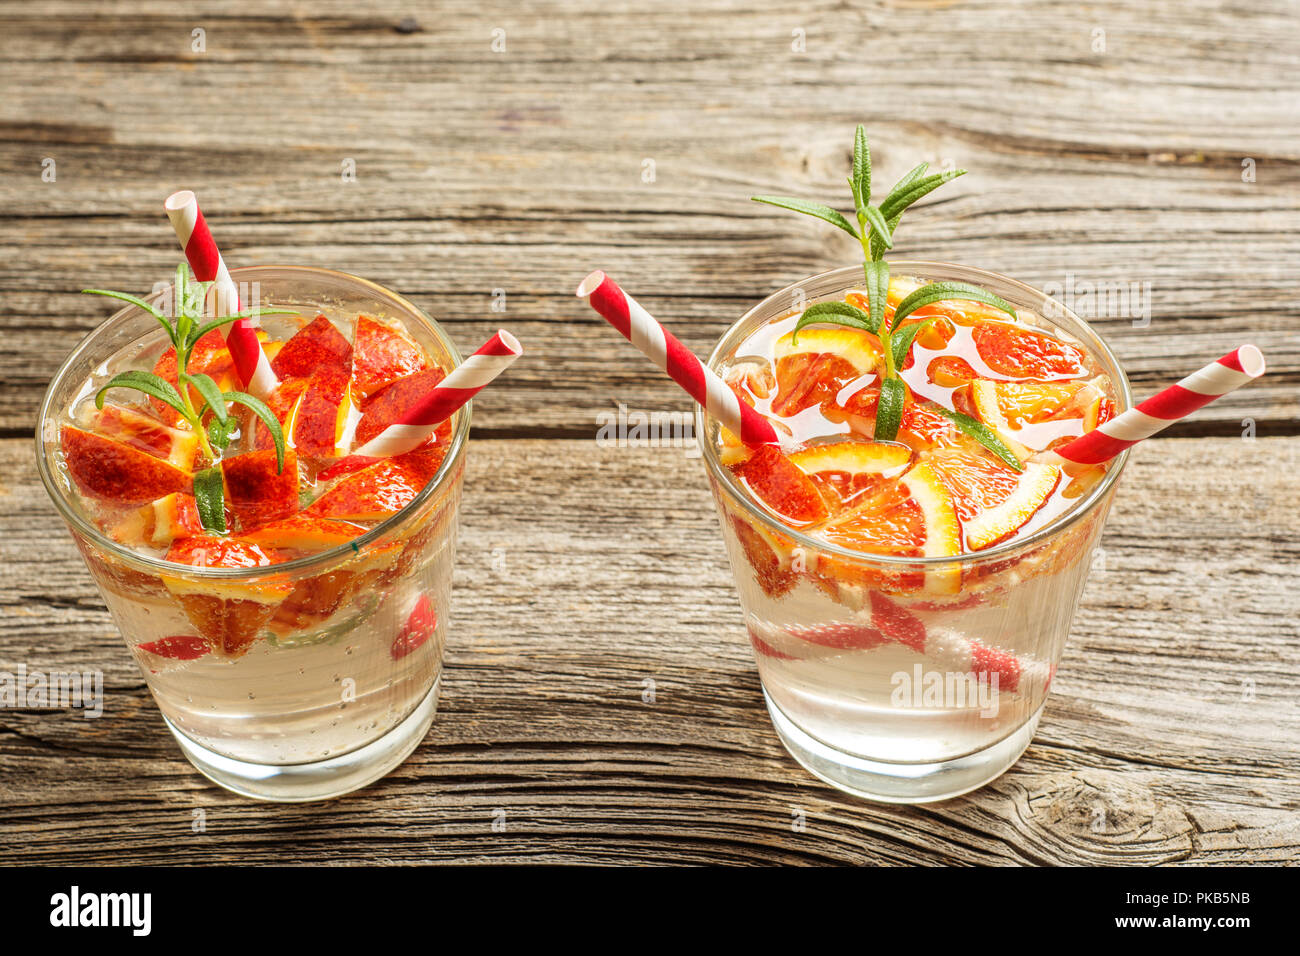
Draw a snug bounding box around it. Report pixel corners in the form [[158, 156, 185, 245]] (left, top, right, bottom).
[[698, 264, 1130, 801], [38, 266, 469, 800]]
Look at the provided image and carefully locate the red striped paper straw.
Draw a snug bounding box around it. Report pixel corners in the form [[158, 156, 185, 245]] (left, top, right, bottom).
[[1037, 344, 1266, 466], [351, 329, 523, 458], [576, 271, 779, 447], [164, 190, 279, 399]]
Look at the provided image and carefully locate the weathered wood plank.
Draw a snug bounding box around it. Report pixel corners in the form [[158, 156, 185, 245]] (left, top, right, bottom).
[[2, 436, 1297, 864], [0, 0, 1296, 433]]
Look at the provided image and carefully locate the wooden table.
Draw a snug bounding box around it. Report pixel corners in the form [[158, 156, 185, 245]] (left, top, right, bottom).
[[1, 0, 1296, 865]]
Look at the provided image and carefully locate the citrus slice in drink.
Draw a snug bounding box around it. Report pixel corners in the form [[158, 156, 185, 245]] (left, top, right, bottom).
[[729, 513, 800, 599], [270, 314, 352, 381], [734, 444, 831, 527], [971, 321, 1087, 379], [304, 446, 442, 521], [79, 403, 198, 470], [813, 457, 962, 594], [221, 447, 300, 528], [970, 378, 1083, 452], [787, 440, 913, 513], [61, 425, 193, 505], [110, 492, 204, 548], [352, 315, 431, 398], [971, 379, 1084, 430], [354, 367, 450, 449], [240, 515, 371, 632], [770, 327, 882, 417], [161, 536, 293, 657], [926, 450, 1062, 550]]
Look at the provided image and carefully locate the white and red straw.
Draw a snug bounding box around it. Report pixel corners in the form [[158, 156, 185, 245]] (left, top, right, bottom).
[[164, 190, 278, 399], [577, 271, 779, 447], [351, 329, 522, 457], [1038, 344, 1266, 466]]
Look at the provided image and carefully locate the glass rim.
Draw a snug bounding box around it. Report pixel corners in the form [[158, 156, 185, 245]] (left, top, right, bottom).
[[35, 264, 470, 579], [694, 260, 1134, 568]]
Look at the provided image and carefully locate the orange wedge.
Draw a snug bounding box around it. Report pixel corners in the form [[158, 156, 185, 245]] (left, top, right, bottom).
[[351, 316, 430, 398], [971, 379, 1084, 430], [240, 514, 365, 552], [788, 440, 913, 512], [734, 445, 830, 527], [972, 321, 1087, 379], [161, 536, 293, 657], [927, 450, 1062, 550], [815, 460, 962, 594], [270, 314, 352, 382], [770, 327, 881, 417], [80, 404, 198, 471], [970, 378, 1081, 455], [221, 447, 300, 528], [729, 513, 800, 599], [61, 426, 192, 505], [354, 368, 450, 449], [110, 492, 204, 548], [304, 446, 443, 521]]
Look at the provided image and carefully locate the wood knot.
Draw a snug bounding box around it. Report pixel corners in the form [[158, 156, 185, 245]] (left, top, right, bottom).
[[1018, 769, 1194, 863]]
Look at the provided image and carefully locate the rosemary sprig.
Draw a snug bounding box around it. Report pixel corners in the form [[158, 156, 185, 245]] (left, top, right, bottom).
[[753, 126, 1022, 460], [85, 264, 294, 533]]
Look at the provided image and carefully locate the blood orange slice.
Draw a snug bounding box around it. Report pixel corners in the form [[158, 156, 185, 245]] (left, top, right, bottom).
[[734, 444, 830, 527], [161, 536, 293, 657], [787, 440, 912, 513], [61, 426, 192, 505], [971, 379, 1083, 430], [770, 327, 881, 417], [783, 442, 959, 594], [970, 378, 1082, 454], [815, 460, 962, 594], [971, 321, 1087, 379], [351, 316, 430, 398], [927, 450, 1062, 550]]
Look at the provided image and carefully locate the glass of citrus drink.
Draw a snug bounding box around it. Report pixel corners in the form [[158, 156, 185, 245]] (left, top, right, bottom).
[[37, 266, 468, 801], [695, 262, 1131, 802]]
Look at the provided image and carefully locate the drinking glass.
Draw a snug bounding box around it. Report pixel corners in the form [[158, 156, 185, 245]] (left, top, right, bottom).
[[695, 262, 1132, 802], [37, 266, 468, 801]]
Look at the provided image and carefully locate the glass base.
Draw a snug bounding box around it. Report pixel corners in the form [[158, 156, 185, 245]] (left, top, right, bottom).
[[164, 678, 441, 802], [763, 689, 1041, 804]]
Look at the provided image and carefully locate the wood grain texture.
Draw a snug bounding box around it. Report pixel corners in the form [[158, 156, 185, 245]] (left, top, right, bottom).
[[0, 0, 1297, 436], [2, 436, 1298, 865], [1, 0, 1297, 866]]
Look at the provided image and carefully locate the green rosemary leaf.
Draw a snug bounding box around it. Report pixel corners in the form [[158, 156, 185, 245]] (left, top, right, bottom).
[[863, 259, 891, 337], [931, 405, 1025, 472], [751, 196, 859, 239], [193, 466, 227, 534], [94, 370, 187, 418], [186, 308, 296, 350], [791, 301, 878, 341], [869, 163, 929, 259], [878, 169, 967, 221], [206, 415, 239, 452], [224, 391, 285, 474], [874, 377, 906, 442], [861, 205, 893, 254], [889, 317, 936, 370], [852, 125, 871, 211], [82, 290, 176, 346], [181, 372, 228, 425], [892, 281, 1017, 327]]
